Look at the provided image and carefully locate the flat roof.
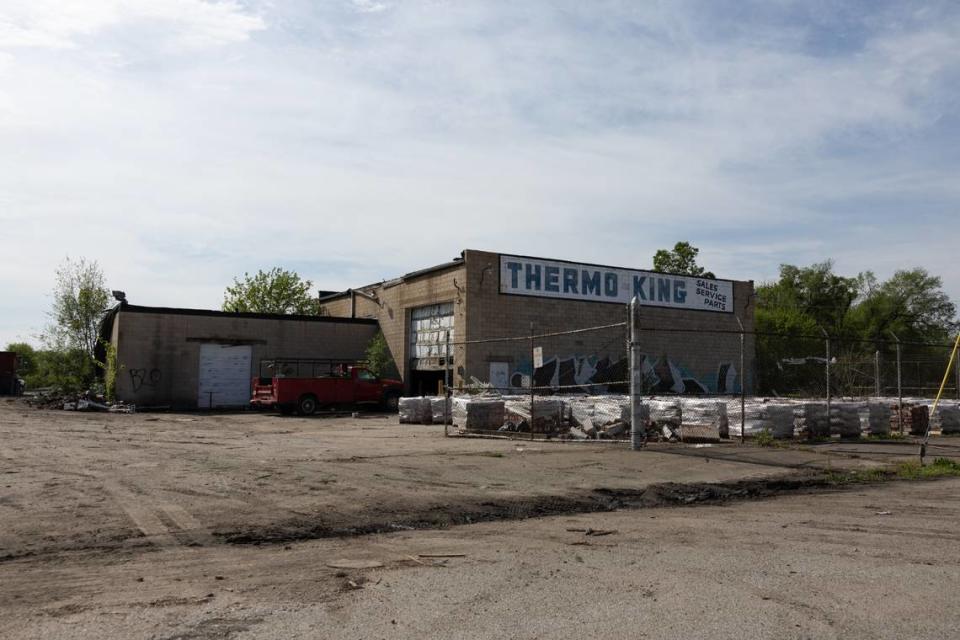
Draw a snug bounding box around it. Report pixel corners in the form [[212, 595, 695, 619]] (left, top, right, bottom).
[[118, 303, 378, 325]]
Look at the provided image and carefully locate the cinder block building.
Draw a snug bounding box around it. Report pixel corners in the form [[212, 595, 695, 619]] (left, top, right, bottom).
[[102, 304, 378, 408], [319, 249, 756, 396]]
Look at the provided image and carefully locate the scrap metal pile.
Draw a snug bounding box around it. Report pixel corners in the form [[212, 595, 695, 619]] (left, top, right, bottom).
[[22, 390, 135, 413]]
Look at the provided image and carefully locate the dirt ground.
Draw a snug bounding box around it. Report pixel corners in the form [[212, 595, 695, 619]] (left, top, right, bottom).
[[2, 401, 959, 638]]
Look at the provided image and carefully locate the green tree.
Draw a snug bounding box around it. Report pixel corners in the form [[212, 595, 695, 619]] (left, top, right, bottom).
[[652, 242, 715, 278], [48, 257, 111, 357], [4, 342, 37, 379], [847, 268, 956, 343], [754, 261, 957, 396], [757, 261, 858, 336], [35, 257, 112, 390], [364, 331, 397, 378], [223, 268, 319, 315]]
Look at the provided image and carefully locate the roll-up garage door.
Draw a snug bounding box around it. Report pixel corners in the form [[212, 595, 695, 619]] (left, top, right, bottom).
[[197, 344, 252, 408], [409, 302, 454, 371]]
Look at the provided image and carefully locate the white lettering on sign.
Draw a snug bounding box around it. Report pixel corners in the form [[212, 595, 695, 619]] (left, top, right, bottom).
[[499, 255, 734, 313]]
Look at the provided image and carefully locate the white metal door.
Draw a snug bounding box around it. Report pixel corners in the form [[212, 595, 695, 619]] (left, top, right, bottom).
[[197, 344, 252, 408]]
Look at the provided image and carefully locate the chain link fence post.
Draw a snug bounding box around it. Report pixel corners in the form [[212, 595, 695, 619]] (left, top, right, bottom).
[[629, 296, 645, 450], [529, 321, 535, 441], [736, 316, 746, 444], [874, 350, 880, 398], [443, 329, 451, 437], [892, 332, 903, 434], [821, 328, 831, 423]]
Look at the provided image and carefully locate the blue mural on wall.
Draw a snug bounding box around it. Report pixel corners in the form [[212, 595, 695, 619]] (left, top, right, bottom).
[[507, 353, 740, 394]]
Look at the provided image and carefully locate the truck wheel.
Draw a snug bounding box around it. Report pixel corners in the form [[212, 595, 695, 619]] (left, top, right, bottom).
[[382, 392, 400, 412], [298, 395, 318, 416]]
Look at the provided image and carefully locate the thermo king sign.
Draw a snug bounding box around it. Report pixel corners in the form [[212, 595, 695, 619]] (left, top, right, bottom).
[[499, 255, 734, 313]]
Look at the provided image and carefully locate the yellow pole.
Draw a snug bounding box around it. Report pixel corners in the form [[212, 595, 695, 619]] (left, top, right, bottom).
[[922, 333, 960, 463]]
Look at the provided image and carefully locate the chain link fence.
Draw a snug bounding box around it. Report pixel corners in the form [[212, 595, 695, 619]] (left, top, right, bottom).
[[397, 303, 960, 443]]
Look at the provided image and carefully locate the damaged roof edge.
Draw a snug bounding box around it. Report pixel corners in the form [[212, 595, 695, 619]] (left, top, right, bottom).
[[115, 303, 379, 324], [318, 254, 466, 302]]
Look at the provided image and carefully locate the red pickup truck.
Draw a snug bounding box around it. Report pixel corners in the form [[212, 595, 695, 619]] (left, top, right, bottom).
[[250, 360, 403, 416]]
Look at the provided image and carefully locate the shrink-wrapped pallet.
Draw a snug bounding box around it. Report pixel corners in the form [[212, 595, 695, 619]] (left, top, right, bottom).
[[453, 397, 506, 432], [830, 403, 862, 438], [430, 396, 451, 424], [731, 402, 794, 439], [398, 397, 430, 424], [867, 402, 891, 436], [939, 403, 960, 435], [680, 399, 728, 440]]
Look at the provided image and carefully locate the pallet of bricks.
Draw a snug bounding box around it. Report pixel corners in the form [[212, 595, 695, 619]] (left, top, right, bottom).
[[890, 403, 930, 436], [398, 396, 450, 425]]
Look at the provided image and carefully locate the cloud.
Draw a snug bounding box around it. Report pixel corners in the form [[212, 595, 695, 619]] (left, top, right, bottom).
[[0, 0, 264, 51], [1, 1, 959, 346]]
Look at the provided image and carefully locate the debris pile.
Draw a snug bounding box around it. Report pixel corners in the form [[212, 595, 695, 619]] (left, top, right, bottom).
[[505, 398, 565, 433], [25, 390, 135, 413], [648, 400, 682, 440], [566, 396, 631, 439]]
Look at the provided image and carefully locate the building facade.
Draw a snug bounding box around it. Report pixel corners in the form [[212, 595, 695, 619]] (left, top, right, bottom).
[[319, 249, 756, 396], [105, 304, 378, 408]]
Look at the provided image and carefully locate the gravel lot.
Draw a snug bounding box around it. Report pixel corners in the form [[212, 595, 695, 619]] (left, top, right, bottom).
[[2, 400, 958, 638]]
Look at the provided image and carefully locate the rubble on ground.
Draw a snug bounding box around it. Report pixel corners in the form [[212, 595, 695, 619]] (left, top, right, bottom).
[[23, 390, 135, 413]]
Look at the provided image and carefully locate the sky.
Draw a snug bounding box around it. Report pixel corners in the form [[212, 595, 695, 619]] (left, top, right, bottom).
[[1, 0, 959, 347]]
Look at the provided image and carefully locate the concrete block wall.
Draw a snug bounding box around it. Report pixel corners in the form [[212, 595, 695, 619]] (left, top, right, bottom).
[[318, 263, 466, 388], [113, 308, 378, 408], [462, 250, 756, 394]]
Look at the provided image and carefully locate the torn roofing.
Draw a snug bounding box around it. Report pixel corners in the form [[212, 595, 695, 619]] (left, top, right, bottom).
[[318, 254, 465, 302]]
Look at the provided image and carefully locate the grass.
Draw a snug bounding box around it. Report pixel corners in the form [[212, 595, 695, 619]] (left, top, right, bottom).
[[754, 427, 776, 448], [895, 457, 960, 480], [862, 432, 909, 441], [823, 457, 960, 485]]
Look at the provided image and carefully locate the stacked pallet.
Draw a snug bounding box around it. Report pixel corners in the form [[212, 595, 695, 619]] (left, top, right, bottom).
[[399, 397, 430, 424], [679, 399, 729, 440], [890, 404, 929, 435], [938, 403, 960, 435], [730, 403, 794, 439], [798, 403, 830, 438], [452, 397, 506, 432], [867, 402, 892, 436], [430, 396, 451, 423], [830, 403, 862, 438]]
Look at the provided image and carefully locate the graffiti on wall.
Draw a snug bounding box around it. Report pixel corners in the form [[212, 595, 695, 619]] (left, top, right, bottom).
[[129, 368, 162, 392], [505, 353, 739, 394]]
